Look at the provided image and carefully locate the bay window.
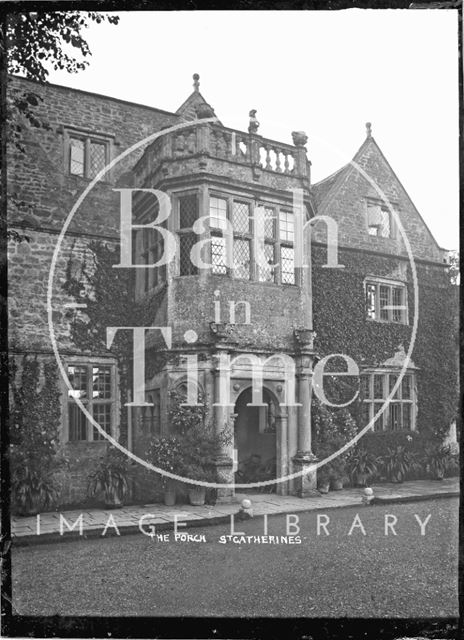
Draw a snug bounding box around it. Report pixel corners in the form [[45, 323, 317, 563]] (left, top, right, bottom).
[[360, 371, 416, 432]]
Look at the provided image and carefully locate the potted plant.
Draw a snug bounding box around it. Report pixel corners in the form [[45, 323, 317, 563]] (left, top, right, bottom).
[[329, 457, 346, 491], [87, 446, 130, 508], [346, 447, 379, 487], [179, 423, 231, 506], [148, 435, 183, 506], [313, 400, 357, 491], [317, 465, 331, 494], [381, 445, 415, 483], [167, 388, 231, 506], [183, 468, 209, 506], [422, 445, 452, 480], [11, 460, 59, 516]]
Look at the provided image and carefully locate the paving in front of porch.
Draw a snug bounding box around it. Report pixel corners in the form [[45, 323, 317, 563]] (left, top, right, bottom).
[[10, 477, 459, 546]]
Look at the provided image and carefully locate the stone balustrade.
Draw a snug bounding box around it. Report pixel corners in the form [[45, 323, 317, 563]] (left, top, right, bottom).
[[133, 122, 309, 185]]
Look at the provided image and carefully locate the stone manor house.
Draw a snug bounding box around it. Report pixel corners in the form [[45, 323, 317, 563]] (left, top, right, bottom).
[[8, 74, 457, 505]]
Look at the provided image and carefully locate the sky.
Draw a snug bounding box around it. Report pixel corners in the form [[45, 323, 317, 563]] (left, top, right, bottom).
[[47, 9, 459, 251]]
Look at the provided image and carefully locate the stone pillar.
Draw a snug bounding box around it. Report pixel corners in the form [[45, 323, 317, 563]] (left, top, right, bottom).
[[291, 131, 309, 178], [197, 124, 210, 170], [292, 351, 318, 497], [212, 351, 235, 502], [276, 410, 288, 496]]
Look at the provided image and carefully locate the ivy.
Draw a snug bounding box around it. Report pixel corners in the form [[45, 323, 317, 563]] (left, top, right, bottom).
[[312, 245, 458, 443], [63, 240, 168, 445], [10, 357, 65, 513]]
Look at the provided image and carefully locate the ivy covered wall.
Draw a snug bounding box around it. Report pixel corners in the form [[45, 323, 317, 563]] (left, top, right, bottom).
[[312, 243, 457, 441]]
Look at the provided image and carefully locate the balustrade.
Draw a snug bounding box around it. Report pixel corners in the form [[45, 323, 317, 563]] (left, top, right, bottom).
[[133, 122, 307, 181]]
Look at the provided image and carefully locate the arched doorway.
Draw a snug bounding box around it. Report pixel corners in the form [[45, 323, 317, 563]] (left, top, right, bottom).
[[234, 387, 278, 490]]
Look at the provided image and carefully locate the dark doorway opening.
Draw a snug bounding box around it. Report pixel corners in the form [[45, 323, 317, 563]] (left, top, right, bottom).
[[234, 387, 277, 491]]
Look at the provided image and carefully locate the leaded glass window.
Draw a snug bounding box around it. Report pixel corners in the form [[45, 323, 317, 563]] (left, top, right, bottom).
[[179, 234, 199, 275], [89, 141, 106, 178], [69, 138, 85, 176], [67, 133, 109, 179], [212, 236, 227, 275], [233, 239, 250, 279], [232, 202, 250, 234], [209, 197, 227, 230], [179, 194, 198, 229], [281, 246, 295, 284]]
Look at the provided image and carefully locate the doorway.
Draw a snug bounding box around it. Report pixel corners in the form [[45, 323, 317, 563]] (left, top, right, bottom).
[[233, 387, 277, 489]]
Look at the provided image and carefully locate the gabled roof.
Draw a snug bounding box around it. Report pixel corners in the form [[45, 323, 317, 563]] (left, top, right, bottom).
[[312, 125, 443, 256], [312, 164, 348, 208], [176, 73, 221, 123]]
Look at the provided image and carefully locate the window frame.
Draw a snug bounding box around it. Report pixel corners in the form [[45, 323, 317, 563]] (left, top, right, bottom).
[[360, 370, 416, 432], [64, 360, 118, 443], [205, 191, 297, 286], [64, 128, 112, 181], [175, 190, 201, 277], [365, 277, 409, 325], [140, 389, 161, 436], [134, 192, 170, 296], [365, 198, 396, 239]]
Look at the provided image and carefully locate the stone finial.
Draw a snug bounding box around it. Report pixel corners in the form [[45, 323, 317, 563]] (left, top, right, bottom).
[[291, 131, 308, 147], [248, 109, 260, 134], [366, 122, 372, 138], [193, 73, 200, 92]]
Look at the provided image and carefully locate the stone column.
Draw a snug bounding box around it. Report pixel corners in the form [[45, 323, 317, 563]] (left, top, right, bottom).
[[212, 351, 235, 502], [292, 350, 318, 497], [276, 410, 288, 496]]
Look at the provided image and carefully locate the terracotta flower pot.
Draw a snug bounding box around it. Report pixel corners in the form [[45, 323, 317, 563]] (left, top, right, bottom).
[[163, 483, 176, 506], [355, 473, 368, 487], [188, 486, 206, 506], [331, 478, 344, 491], [17, 494, 43, 517], [318, 481, 330, 494], [104, 488, 123, 509]]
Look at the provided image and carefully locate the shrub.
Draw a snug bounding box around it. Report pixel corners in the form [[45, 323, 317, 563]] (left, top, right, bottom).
[[147, 435, 184, 487], [380, 445, 419, 482], [359, 430, 444, 480], [313, 399, 357, 481], [87, 446, 131, 505], [346, 447, 379, 486]]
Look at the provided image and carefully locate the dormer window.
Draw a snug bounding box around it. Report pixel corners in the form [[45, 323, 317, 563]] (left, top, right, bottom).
[[367, 201, 391, 238]]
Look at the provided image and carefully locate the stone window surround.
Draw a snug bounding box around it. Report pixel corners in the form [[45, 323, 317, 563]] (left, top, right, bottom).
[[365, 197, 398, 240], [360, 368, 417, 432], [171, 187, 297, 285], [62, 356, 119, 444], [62, 126, 115, 182], [364, 276, 409, 325]]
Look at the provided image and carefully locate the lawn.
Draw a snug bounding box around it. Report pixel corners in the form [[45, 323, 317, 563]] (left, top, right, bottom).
[[11, 497, 458, 618]]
